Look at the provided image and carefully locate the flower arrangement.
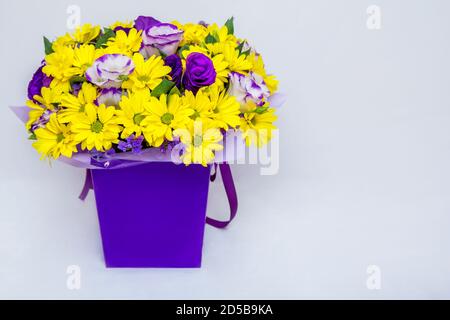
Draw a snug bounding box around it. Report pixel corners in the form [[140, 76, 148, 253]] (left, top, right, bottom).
[[25, 16, 279, 167]]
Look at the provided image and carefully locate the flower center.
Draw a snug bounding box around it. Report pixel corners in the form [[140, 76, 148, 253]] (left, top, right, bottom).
[[191, 110, 200, 120], [91, 120, 103, 133], [56, 133, 65, 143], [161, 112, 174, 125], [193, 134, 203, 147], [133, 113, 145, 125], [79, 104, 86, 112], [137, 75, 150, 82]]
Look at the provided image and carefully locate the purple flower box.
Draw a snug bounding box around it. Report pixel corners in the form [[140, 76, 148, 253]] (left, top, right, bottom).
[[91, 162, 211, 268]]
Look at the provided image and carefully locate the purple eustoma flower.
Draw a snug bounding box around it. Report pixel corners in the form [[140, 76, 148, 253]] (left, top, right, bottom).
[[183, 53, 216, 93], [27, 63, 52, 101], [165, 54, 183, 87], [86, 54, 135, 88], [228, 71, 270, 110], [138, 17, 183, 57], [97, 88, 123, 107], [118, 135, 144, 154], [134, 16, 161, 32]]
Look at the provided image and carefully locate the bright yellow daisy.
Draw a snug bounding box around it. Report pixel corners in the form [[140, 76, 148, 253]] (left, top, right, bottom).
[[222, 44, 252, 74], [174, 119, 223, 167], [249, 52, 279, 94], [73, 44, 97, 75], [25, 86, 62, 129], [182, 90, 213, 122], [72, 24, 101, 44], [206, 85, 241, 130], [116, 90, 151, 139], [43, 46, 79, 92], [71, 104, 121, 151], [240, 104, 277, 147], [59, 82, 98, 123], [32, 114, 78, 159], [109, 21, 133, 30], [122, 53, 171, 91], [141, 94, 193, 147], [172, 21, 208, 46], [205, 24, 238, 55], [106, 28, 142, 56]]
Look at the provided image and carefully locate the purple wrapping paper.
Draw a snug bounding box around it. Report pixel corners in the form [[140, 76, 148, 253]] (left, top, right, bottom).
[[92, 161, 211, 268]]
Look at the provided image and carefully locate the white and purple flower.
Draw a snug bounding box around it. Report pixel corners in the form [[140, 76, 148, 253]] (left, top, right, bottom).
[[137, 17, 183, 58], [97, 88, 123, 107], [85, 54, 135, 88], [228, 72, 270, 111]]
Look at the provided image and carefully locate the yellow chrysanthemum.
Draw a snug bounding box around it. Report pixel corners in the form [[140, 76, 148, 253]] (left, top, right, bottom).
[[172, 21, 208, 46], [72, 24, 101, 44], [116, 90, 151, 139], [183, 90, 213, 122], [240, 104, 277, 147], [106, 28, 142, 56], [43, 46, 78, 92], [122, 54, 171, 91], [32, 114, 78, 159], [59, 82, 98, 123], [52, 33, 77, 51], [73, 44, 96, 75], [25, 86, 63, 129], [174, 119, 223, 167], [109, 21, 133, 30], [222, 44, 252, 74], [249, 52, 278, 94], [205, 24, 238, 55], [206, 85, 241, 130], [141, 94, 193, 147], [71, 104, 121, 151]]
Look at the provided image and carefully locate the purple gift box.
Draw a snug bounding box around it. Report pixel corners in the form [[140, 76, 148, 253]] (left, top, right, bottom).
[[91, 162, 211, 268], [77, 161, 237, 268]]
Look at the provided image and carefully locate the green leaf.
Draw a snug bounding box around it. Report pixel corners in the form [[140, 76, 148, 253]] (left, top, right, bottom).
[[177, 45, 190, 57], [151, 79, 175, 98], [69, 75, 86, 85], [254, 105, 269, 114], [118, 75, 129, 81], [95, 28, 115, 48], [225, 17, 234, 35], [205, 33, 218, 44], [43, 36, 54, 55], [28, 133, 37, 140], [169, 85, 181, 96]]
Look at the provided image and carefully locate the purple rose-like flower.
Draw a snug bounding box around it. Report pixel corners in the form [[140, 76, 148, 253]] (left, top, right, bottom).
[[86, 54, 135, 88], [134, 16, 161, 31], [28, 64, 52, 100], [141, 23, 183, 57], [165, 54, 182, 87], [183, 53, 216, 93]]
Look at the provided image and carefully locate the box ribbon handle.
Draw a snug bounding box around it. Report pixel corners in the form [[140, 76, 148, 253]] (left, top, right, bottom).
[[78, 163, 238, 229]]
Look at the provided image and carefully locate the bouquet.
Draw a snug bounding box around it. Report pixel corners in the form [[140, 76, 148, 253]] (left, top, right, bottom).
[[14, 16, 282, 267], [23, 16, 280, 167]]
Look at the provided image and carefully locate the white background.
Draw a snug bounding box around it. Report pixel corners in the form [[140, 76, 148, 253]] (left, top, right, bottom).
[[1, 0, 450, 299]]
